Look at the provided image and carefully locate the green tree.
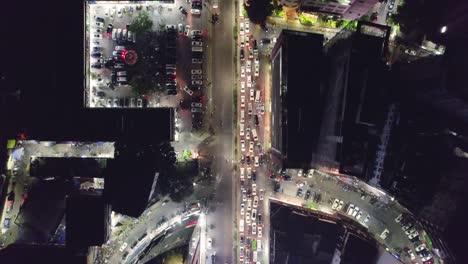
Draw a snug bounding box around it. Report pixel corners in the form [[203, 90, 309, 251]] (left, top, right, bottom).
[[129, 11, 153, 34], [244, 0, 273, 25]]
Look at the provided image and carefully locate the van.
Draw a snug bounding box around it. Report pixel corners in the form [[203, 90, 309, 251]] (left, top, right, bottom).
[[255, 90, 261, 103], [253, 251, 258, 262], [257, 240, 262, 250], [192, 46, 203, 52], [240, 123, 245, 137], [252, 128, 258, 141], [240, 110, 245, 123]]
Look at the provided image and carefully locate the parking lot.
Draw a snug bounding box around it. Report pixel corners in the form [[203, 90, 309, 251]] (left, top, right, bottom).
[[85, 1, 207, 111]]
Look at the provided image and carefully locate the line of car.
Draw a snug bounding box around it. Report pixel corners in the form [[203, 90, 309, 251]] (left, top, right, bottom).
[[395, 213, 434, 263]]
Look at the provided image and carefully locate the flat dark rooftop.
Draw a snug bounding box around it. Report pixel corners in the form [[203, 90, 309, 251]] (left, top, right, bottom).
[[281, 30, 324, 167], [30, 157, 108, 179]]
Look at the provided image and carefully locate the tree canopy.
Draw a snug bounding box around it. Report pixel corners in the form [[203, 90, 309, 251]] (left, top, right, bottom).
[[244, 0, 273, 25], [129, 11, 154, 34]]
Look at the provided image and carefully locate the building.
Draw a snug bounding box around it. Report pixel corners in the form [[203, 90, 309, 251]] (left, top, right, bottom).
[[287, 0, 380, 21], [271, 30, 325, 169]]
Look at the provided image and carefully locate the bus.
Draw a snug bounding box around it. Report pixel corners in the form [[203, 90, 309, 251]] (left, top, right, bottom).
[[255, 90, 261, 103], [252, 128, 258, 141]]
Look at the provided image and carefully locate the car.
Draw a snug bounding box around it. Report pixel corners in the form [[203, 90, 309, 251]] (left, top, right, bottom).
[[247, 167, 252, 179], [356, 211, 363, 220], [3, 218, 11, 230], [415, 244, 426, 253], [254, 66, 259, 77], [192, 80, 202, 85], [259, 189, 264, 200], [297, 181, 306, 188], [207, 237, 212, 249], [252, 209, 257, 220], [352, 207, 359, 217], [122, 29, 127, 40], [191, 75, 202, 80], [304, 190, 311, 200], [252, 222, 257, 235], [249, 141, 254, 153], [240, 234, 245, 244], [250, 89, 254, 101], [192, 41, 203, 46], [245, 212, 251, 224], [260, 38, 271, 45], [117, 71, 127, 76], [407, 249, 416, 260], [405, 227, 417, 236], [91, 52, 102, 58], [253, 196, 258, 208], [240, 95, 248, 108], [296, 188, 303, 197], [185, 25, 191, 36], [241, 82, 245, 93], [332, 199, 339, 209], [408, 231, 419, 240], [386, 12, 393, 22], [183, 86, 194, 96], [364, 214, 370, 224], [388, 2, 394, 9], [178, 23, 184, 34], [91, 63, 102, 69], [191, 108, 203, 113], [119, 242, 128, 252], [191, 102, 202, 108], [252, 183, 257, 195], [239, 22, 244, 35], [380, 229, 390, 240], [241, 140, 246, 152], [95, 21, 105, 28], [246, 60, 251, 72], [241, 66, 245, 77], [240, 246, 245, 258], [402, 222, 413, 231], [191, 69, 202, 75], [179, 6, 188, 15], [347, 204, 355, 215], [245, 21, 250, 33], [254, 156, 259, 167], [192, 58, 203, 64], [95, 16, 105, 23], [240, 49, 245, 60]]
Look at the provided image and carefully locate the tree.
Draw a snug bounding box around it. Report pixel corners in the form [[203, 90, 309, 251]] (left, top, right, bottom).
[[129, 11, 153, 34], [391, 0, 440, 40], [244, 0, 273, 25]]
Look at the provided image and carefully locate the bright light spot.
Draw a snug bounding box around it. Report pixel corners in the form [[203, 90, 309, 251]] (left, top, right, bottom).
[[440, 26, 447, 33]]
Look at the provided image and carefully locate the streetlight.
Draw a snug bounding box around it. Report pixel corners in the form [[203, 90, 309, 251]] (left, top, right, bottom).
[[440, 26, 447, 34]]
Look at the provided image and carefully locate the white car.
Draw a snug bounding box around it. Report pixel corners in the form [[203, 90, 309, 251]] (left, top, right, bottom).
[[241, 82, 245, 93], [183, 86, 194, 96], [192, 238, 197, 248], [246, 60, 251, 72], [296, 182, 306, 188], [119, 242, 128, 252], [192, 29, 202, 35], [247, 80, 252, 88], [245, 21, 250, 33], [245, 212, 251, 224], [241, 95, 246, 108], [240, 167, 245, 179], [239, 22, 244, 35], [191, 69, 202, 75], [240, 206, 245, 216], [415, 244, 426, 253], [251, 209, 257, 220], [247, 167, 252, 178], [253, 196, 258, 208], [356, 211, 362, 220], [408, 249, 416, 260], [247, 198, 252, 211], [337, 200, 343, 210], [395, 213, 403, 223], [241, 140, 246, 152], [254, 65, 259, 77], [185, 25, 191, 36], [332, 199, 339, 210], [249, 141, 254, 153], [178, 23, 184, 34], [352, 207, 359, 217], [250, 89, 254, 101], [252, 223, 257, 235], [254, 156, 259, 167], [95, 22, 104, 28], [93, 34, 102, 39], [258, 226, 262, 238], [347, 204, 355, 215], [242, 190, 247, 201], [252, 183, 257, 196], [255, 56, 259, 64], [259, 189, 264, 200], [363, 214, 370, 224], [408, 231, 419, 240], [207, 237, 212, 249], [241, 66, 245, 77], [380, 229, 390, 240]]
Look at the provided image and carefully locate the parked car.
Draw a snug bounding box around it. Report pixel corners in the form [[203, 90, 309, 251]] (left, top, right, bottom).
[[179, 6, 188, 15], [185, 25, 191, 36]]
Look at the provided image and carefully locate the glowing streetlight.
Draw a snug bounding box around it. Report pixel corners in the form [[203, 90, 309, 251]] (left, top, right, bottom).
[[440, 26, 447, 34]]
